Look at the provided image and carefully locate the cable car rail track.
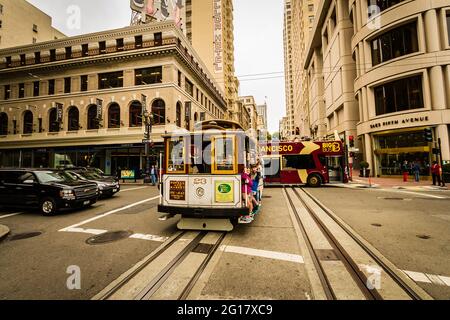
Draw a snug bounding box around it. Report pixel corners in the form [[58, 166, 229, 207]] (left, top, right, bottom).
[[284, 186, 432, 300], [94, 230, 226, 300]]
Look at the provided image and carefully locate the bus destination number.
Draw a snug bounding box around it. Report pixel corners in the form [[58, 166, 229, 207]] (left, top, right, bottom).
[[169, 181, 186, 201], [193, 178, 207, 185], [322, 142, 341, 153]]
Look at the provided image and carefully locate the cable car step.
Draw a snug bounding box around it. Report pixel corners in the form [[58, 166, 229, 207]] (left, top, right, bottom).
[[177, 218, 234, 232]]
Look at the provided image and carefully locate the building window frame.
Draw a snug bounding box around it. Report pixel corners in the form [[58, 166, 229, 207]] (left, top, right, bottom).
[[135, 66, 162, 85], [80, 75, 88, 92], [369, 20, 419, 67], [372, 74, 425, 117], [68, 106, 80, 131], [108, 103, 121, 128], [99, 71, 123, 90], [23, 110, 34, 134]]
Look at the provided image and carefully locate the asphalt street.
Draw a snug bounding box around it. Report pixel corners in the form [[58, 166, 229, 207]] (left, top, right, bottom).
[[308, 186, 450, 299], [0, 184, 449, 300]]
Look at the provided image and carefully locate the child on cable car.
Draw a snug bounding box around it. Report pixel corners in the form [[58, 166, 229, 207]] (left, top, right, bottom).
[[239, 167, 254, 224], [251, 165, 261, 215]]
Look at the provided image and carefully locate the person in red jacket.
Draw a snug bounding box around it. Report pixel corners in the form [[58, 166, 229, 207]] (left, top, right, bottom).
[[431, 161, 441, 186]]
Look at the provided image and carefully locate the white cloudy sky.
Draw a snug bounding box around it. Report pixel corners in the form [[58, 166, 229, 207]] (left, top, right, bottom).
[[27, 0, 286, 133]]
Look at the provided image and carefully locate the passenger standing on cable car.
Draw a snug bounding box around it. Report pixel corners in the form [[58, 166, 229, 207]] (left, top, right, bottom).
[[251, 166, 261, 215], [240, 167, 254, 224], [256, 159, 264, 206]]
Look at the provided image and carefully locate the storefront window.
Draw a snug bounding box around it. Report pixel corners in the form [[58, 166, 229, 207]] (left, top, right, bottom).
[[167, 138, 185, 173], [376, 131, 431, 176]]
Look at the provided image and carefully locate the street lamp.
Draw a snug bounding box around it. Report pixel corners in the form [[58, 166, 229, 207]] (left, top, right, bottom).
[[142, 95, 154, 184]]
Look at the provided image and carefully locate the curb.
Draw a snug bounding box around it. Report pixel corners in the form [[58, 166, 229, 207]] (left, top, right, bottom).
[[0, 224, 10, 241]]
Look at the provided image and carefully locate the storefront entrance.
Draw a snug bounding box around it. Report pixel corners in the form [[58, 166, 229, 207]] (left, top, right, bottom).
[[374, 130, 432, 177]]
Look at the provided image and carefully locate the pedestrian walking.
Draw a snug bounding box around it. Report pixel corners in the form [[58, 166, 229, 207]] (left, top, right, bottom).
[[431, 161, 441, 186], [402, 160, 409, 182], [413, 161, 421, 182], [150, 165, 157, 186]]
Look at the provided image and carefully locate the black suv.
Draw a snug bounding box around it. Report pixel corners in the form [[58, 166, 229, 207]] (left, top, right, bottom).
[[0, 169, 98, 216], [64, 169, 120, 198]]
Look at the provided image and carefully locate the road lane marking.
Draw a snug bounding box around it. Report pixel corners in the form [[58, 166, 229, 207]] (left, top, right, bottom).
[[220, 245, 304, 264], [63, 227, 108, 235], [120, 186, 150, 192], [394, 190, 447, 199], [402, 270, 450, 287], [0, 212, 23, 219], [59, 195, 161, 232], [129, 233, 168, 242]]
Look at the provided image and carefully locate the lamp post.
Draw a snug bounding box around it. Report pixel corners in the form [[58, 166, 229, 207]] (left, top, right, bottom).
[[142, 94, 153, 183]]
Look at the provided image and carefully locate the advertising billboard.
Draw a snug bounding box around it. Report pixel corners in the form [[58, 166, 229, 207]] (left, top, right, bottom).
[[131, 0, 185, 30]]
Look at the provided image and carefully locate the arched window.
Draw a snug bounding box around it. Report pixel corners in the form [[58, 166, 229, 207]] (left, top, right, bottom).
[[23, 111, 33, 134], [87, 104, 99, 130], [49, 108, 60, 132], [68, 106, 79, 131], [194, 112, 198, 122], [108, 103, 121, 128], [129, 101, 142, 127], [0, 113, 8, 135], [152, 99, 165, 125], [176, 102, 182, 127]]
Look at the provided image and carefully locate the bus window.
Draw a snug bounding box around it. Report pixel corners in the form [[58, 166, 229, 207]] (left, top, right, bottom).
[[282, 155, 315, 170], [263, 157, 280, 177], [167, 137, 185, 173], [212, 136, 236, 174]]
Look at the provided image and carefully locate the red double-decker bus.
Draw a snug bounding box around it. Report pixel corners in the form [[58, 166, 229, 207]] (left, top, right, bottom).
[[260, 141, 348, 187]]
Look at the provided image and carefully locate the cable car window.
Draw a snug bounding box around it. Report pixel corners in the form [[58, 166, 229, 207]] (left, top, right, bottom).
[[282, 155, 316, 170], [263, 157, 280, 176], [212, 136, 236, 174], [167, 138, 185, 173]]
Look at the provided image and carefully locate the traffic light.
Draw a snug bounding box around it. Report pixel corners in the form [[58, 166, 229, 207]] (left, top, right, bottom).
[[424, 128, 433, 142], [349, 135, 355, 148]]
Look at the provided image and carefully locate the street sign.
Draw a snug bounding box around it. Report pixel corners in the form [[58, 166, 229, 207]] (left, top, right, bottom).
[[142, 139, 153, 144]]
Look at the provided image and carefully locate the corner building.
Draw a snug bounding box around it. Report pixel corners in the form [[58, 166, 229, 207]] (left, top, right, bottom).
[[0, 22, 227, 175], [352, 0, 450, 176]]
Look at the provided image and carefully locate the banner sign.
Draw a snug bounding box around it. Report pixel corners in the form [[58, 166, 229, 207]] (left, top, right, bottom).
[[55, 103, 63, 123], [121, 170, 136, 180], [130, 0, 145, 12], [215, 181, 234, 203], [213, 0, 223, 73], [96, 98, 103, 120], [169, 180, 186, 201], [185, 102, 191, 121]]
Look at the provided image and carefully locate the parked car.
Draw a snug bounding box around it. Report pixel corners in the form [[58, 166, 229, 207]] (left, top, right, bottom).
[[0, 169, 98, 216], [64, 169, 120, 198]]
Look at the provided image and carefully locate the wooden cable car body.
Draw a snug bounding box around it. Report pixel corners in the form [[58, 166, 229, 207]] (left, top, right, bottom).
[[157, 120, 258, 231]]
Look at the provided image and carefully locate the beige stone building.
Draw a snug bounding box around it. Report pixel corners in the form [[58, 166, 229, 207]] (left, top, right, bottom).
[[284, 0, 320, 139], [0, 0, 65, 49], [186, 0, 237, 111], [298, 0, 450, 177], [283, 0, 294, 137], [239, 95, 258, 132], [352, 0, 450, 176], [0, 22, 227, 174]]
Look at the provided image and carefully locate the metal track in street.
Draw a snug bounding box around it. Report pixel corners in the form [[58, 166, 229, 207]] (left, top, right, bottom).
[[95, 230, 226, 300], [299, 187, 429, 300], [284, 187, 428, 300]]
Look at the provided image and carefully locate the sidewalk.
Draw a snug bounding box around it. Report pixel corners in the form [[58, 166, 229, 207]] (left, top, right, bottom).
[[0, 224, 10, 240], [349, 170, 448, 190]]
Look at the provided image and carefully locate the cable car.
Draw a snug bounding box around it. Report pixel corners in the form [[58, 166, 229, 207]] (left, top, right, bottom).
[[157, 120, 258, 231], [260, 141, 349, 187]]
